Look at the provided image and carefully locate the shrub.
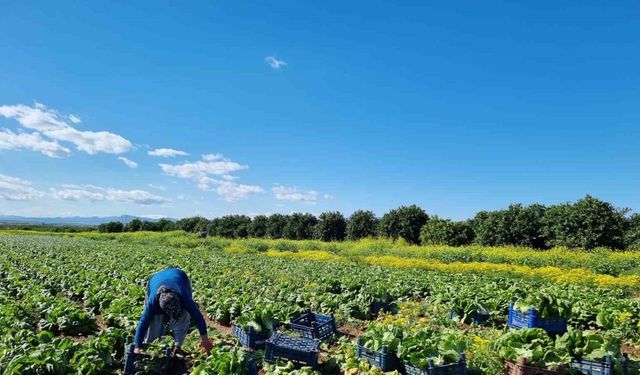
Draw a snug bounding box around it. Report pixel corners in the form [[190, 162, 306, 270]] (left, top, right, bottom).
[[267, 214, 288, 239], [626, 214, 640, 250], [542, 195, 626, 250], [420, 216, 474, 246], [250, 215, 268, 238], [315, 211, 347, 241], [378, 205, 429, 244], [346, 210, 378, 240], [97, 221, 124, 233], [284, 213, 318, 240], [472, 204, 547, 248]]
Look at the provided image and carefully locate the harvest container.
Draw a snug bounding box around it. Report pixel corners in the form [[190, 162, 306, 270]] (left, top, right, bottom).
[[505, 358, 564, 375], [570, 355, 613, 375], [289, 311, 337, 341], [264, 332, 320, 367], [123, 336, 172, 375], [232, 324, 270, 349], [507, 304, 568, 334], [400, 354, 467, 375], [356, 337, 398, 371], [449, 310, 489, 325]]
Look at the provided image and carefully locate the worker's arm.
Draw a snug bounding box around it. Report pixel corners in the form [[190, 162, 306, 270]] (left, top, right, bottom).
[[185, 298, 212, 352], [134, 294, 157, 349]]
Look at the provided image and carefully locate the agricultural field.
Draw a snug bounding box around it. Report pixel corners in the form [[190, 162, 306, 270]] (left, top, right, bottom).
[[2, 231, 640, 374]]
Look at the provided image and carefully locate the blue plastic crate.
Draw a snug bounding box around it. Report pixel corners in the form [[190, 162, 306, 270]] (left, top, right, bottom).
[[265, 332, 320, 367], [356, 337, 398, 371], [232, 324, 270, 349], [449, 310, 489, 325], [400, 354, 467, 375], [507, 304, 568, 333], [570, 356, 613, 375], [289, 311, 337, 341]]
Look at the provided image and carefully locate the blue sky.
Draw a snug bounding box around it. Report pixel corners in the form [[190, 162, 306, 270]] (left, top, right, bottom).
[[1, 1, 638, 220]]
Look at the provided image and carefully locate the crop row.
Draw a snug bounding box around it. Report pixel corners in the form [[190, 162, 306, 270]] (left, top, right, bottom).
[[2, 234, 640, 374]]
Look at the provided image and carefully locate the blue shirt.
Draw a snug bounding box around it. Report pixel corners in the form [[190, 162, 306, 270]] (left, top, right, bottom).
[[134, 268, 207, 347]]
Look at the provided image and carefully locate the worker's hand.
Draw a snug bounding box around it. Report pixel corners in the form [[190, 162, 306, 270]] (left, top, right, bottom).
[[200, 336, 213, 353], [133, 347, 143, 354]]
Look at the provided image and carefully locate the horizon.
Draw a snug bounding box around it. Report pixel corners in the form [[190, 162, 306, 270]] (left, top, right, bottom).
[[1, 1, 639, 220]]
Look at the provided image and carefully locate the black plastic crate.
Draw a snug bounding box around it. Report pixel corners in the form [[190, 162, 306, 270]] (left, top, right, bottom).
[[356, 337, 398, 371], [289, 311, 337, 341], [232, 324, 270, 349], [507, 304, 568, 334], [264, 332, 320, 367], [123, 337, 172, 375], [400, 354, 467, 375], [570, 356, 613, 375]]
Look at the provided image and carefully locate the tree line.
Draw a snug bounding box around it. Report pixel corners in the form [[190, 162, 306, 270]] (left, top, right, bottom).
[[98, 195, 640, 250]]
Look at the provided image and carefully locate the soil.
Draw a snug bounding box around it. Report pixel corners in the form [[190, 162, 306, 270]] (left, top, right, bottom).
[[338, 324, 365, 338], [200, 309, 232, 337], [622, 342, 640, 359]]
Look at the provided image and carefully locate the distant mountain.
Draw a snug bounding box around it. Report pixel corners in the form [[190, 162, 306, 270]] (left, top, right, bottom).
[[0, 215, 173, 226]]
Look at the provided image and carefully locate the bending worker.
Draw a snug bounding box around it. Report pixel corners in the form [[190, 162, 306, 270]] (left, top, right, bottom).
[[133, 268, 213, 353]]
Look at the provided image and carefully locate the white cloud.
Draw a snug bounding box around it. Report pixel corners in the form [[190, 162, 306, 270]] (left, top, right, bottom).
[[265, 56, 287, 69], [272, 185, 318, 203], [212, 180, 264, 202], [0, 129, 71, 158], [0, 103, 133, 156], [52, 185, 169, 205], [160, 154, 263, 202], [0, 174, 44, 200], [148, 148, 189, 158], [68, 114, 81, 124], [118, 156, 138, 168], [148, 184, 167, 191], [323, 194, 335, 200], [52, 188, 105, 201], [105, 189, 168, 205]]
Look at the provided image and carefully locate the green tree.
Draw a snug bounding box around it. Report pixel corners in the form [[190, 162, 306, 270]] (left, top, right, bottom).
[[315, 211, 347, 241], [625, 214, 640, 250], [176, 216, 207, 233], [250, 215, 268, 238], [140, 220, 160, 231], [212, 215, 251, 238], [156, 218, 176, 231], [124, 218, 143, 232], [472, 204, 547, 248], [346, 210, 378, 240], [98, 221, 124, 233], [284, 213, 318, 240], [267, 214, 288, 239], [378, 205, 429, 244], [542, 195, 626, 249], [420, 216, 474, 246]]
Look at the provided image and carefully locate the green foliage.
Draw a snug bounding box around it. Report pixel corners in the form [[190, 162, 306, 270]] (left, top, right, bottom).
[[176, 216, 209, 233], [250, 215, 269, 238], [124, 218, 143, 232], [346, 210, 379, 240], [284, 213, 318, 240], [267, 214, 288, 239], [625, 214, 640, 250], [472, 204, 547, 249], [209, 215, 252, 239], [542, 195, 626, 250], [420, 216, 474, 246], [97, 221, 124, 233], [378, 205, 429, 244], [315, 211, 347, 241]]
